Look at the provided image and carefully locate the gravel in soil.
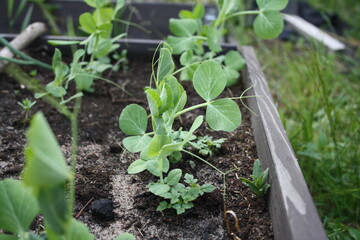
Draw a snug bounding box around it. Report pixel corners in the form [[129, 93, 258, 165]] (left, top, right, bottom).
[[0, 49, 273, 240]]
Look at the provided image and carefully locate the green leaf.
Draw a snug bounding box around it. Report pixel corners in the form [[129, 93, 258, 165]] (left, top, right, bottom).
[[98, 23, 113, 38], [65, 218, 94, 240], [114, 233, 135, 240], [193, 61, 226, 101], [206, 99, 241, 131], [148, 183, 170, 196], [23, 113, 69, 186], [157, 48, 174, 81], [93, 38, 113, 58], [160, 142, 184, 156], [169, 18, 198, 37], [173, 91, 187, 114], [253, 159, 262, 177], [75, 75, 94, 92], [114, 0, 126, 15], [207, 25, 222, 53], [188, 116, 203, 136], [119, 104, 148, 136], [224, 66, 240, 87], [193, 4, 205, 19], [83, 0, 97, 7], [93, 8, 114, 26], [166, 169, 182, 186], [224, 50, 246, 71], [127, 159, 147, 174], [167, 36, 196, 55], [48, 40, 81, 46], [253, 11, 284, 39], [256, 0, 288, 11], [123, 135, 152, 153], [201, 184, 216, 193], [219, 0, 240, 17], [166, 77, 185, 105], [52, 48, 62, 70], [146, 89, 161, 117], [147, 135, 171, 158], [79, 12, 96, 34], [156, 201, 169, 211], [180, 50, 193, 66], [39, 185, 68, 235], [0, 179, 39, 234], [146, 160, 162, 177], [159, 84, 174, 114], [0, 234, 18, 240]]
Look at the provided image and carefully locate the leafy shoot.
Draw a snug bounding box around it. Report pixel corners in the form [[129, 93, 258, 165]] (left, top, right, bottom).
[[240, 159, 270, 197], [190, 135, 226, 156]]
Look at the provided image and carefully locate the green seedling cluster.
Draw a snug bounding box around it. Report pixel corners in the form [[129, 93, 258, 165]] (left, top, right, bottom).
[[240, 159, 270, 197], [18, 98, 37, 122], [119, 46, 243, 213], [167, 0, 287, 85], [18, 98, 36, 112], [0, 113, 133, 240], [119, 0, 288, 215], [0, 0, 290, 236], [152, 170, 216, 214], [190, 135, 226, 156]]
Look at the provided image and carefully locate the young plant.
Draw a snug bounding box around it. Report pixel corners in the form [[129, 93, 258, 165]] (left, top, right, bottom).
[[119, 46, 244, 213], [167, 0, 288, 85], [152, 169, 216, 214], [240, 159, 270, 197], [2, 0, 129, 217], [18, 98, 37, 121], [190, 135, 226, 156], [0, 113, 134, 239]]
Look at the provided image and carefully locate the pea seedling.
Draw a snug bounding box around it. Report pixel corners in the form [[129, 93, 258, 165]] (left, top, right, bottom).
[[0, 113, 134, 239], [119, 46, 244, 213], [18, 98, 36, 121], [190, 135, 226, 156], [240, 159, 270, 197], [167, 0, 288, 85]]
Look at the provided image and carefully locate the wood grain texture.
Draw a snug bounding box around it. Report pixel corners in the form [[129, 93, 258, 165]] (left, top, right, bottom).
[[241, 46, 328, 240]]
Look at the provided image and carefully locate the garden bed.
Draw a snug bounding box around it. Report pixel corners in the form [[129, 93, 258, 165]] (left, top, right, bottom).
[[0, 47, 273, 239]]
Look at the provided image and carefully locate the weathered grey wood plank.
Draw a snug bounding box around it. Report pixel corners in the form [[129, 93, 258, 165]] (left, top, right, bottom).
[[241, 46, 328, 240]]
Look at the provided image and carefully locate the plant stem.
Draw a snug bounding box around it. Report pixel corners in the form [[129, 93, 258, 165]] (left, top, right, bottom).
[[174, 102, 210, 118], [172, 61, 201, 76], [182, 149, 225, 175], [68, 96, 82, 216], [226, 10, 260, 20]]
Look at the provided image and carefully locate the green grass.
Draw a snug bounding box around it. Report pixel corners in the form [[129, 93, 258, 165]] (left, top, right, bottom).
[[252, 38, 360, 239]]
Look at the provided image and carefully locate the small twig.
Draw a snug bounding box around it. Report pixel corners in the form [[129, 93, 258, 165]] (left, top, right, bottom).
[[0, 22, 47, 72], [75, 197, 94, 219]]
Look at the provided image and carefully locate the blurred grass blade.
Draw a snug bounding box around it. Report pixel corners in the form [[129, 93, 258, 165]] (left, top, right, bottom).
[[20, 4, 34, 32]]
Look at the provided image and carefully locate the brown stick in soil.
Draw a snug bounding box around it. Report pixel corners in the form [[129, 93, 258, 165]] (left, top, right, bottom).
[[0, 22, 47, 72]]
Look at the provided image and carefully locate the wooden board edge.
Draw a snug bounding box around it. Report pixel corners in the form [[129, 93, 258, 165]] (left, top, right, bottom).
[[240, 46, 328, 240]]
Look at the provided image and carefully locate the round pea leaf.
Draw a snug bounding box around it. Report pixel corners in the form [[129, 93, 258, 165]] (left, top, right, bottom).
[[123, 135, 152, 153], [119, 104, 148, 135], [256, 0, 288, 11], [0, 179, 39, 234], [253, 11, 284, 39], [169, 18, 198, 37], [127, 159, 147, 174], [206, 99, 241, 131], [193, 60, 226, 101]]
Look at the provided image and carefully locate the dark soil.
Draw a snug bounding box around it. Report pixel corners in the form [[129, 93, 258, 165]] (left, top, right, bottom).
[[0, 48, 273, 240]]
